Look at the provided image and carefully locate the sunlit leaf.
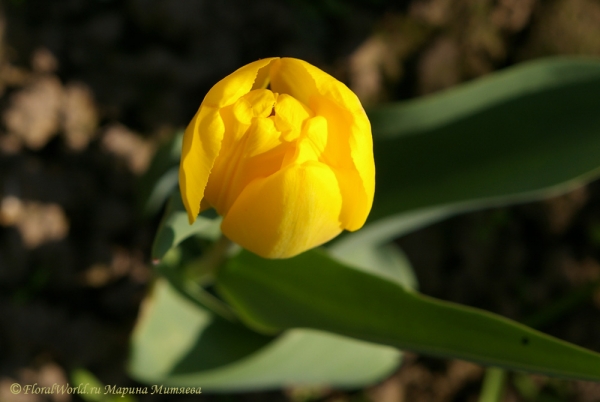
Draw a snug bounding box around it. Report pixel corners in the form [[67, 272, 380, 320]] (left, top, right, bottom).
[[129, 278, 401, 392], [369, 57, 600, 222], [151, 192, 221, 261], [217, 250, 600, 381]]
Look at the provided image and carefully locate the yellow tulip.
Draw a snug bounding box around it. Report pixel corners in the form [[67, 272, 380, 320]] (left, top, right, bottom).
[[179, 57, 375, 259]]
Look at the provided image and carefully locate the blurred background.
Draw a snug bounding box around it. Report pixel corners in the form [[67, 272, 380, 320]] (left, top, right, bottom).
[[1, 0, 600, 400]]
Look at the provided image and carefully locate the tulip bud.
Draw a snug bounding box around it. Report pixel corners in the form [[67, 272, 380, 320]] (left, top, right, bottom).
[[179, 57, 375, 258]]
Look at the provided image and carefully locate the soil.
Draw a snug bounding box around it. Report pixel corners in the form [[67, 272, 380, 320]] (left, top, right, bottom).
[[2, 0, 600, 401]]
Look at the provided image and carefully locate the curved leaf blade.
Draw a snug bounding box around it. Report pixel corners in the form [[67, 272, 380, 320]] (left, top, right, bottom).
[[369, 57, 600, 221], [151, 192, 221, 261], [217, 250, 600, 381], [129, 278, 401, 392], [369, 57, 600, 138], [138, 131, 183, 216]]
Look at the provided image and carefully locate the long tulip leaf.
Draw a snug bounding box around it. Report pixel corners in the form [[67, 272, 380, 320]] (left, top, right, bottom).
[[217, 250, 600, 381], [369, 57, 600, 221], [129, 278, 400, 391]]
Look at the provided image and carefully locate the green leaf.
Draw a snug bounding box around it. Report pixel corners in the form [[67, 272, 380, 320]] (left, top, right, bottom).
[[71, 368, 135, 402], [129, 278, 401, 392], [330, 238, 418, 290], [369, 57, 600, 221], [331, 203, 507, 274], [153, 247, 238, 322], [151, 191, 221, 261], [369, 57, 600, 138], [138, 131, 182, 217], [217, 250, 600, 381]]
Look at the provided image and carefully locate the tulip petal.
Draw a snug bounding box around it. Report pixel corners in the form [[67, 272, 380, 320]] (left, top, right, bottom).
[[303, 115, 327, 155], [271, 58, 375, 231], [272, 94, 313, 142], [180, 58, 279, 223], [252, 62, 273, 90], [205, 117, 286, 215], [233, 89, 276, 125], [270, 58, 314, 106], [311, 94, 374, 231], [281, 116, 327, 168], [204, 58, 278, 108], [221, 161, 343, 259], [179, 106, 224, 223]]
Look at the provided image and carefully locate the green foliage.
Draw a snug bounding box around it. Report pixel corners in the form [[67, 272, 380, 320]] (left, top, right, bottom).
[[217, 250, 600, 381], [370, 57, 600, 222], [138, 131, 183, 217], [71, 368, 136, 402], [134, 57, 600, 393], [129, 277, 400, 391], [151, 191, 221, 261]]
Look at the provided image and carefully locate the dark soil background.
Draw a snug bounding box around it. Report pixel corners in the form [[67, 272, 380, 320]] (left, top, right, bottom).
[[2, 0, 600, 401]]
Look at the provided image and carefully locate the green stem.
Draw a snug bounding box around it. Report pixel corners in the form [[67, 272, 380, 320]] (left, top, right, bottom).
[[185, 235, 233, 283], [180, 235, 237, 321], [479, 367, 507, 402]]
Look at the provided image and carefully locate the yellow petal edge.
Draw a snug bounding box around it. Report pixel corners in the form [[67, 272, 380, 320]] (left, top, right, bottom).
[[179, 58, 278, 223]]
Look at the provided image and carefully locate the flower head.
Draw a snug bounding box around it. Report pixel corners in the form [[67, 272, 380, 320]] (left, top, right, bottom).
[[180, 57, 374, 258]]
